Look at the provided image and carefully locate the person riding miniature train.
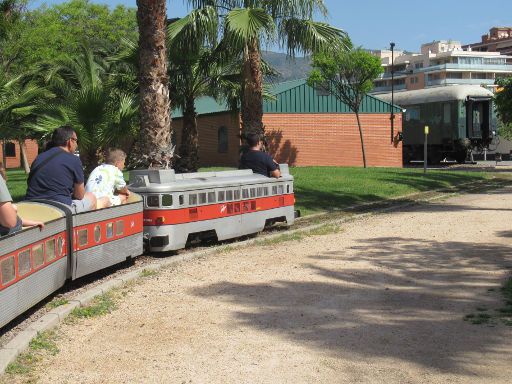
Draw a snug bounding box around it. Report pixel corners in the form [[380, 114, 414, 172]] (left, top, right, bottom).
[[25, 125, 97, 213], [0, 162, 44, 237], [239, 133, 281, 178], [86, 148, 130, 209]]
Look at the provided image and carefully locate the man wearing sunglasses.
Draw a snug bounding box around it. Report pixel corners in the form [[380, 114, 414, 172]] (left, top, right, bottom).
[[26, 125, 97, 213]]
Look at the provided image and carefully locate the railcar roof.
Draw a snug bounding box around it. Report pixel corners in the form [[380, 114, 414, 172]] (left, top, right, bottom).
[[129, 167, 293, 193], [377, 85, 493, 106]]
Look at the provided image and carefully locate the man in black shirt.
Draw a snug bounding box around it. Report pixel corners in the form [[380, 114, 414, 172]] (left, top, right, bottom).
[[239, 133, 281, 178]]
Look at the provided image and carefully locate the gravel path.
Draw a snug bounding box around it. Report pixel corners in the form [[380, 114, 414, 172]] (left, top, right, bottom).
[[6, 187, 512, 383]]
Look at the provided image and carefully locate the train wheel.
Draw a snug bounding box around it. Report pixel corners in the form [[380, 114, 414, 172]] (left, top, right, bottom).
[[428, 151, 442, 165], [454, 150, 467, 164]]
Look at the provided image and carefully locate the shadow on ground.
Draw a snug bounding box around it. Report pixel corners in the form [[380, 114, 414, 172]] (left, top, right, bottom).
[[190, 235, 512, 374]]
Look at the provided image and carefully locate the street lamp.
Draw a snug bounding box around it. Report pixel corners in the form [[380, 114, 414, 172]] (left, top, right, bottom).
[[390, 42, 395, 143]]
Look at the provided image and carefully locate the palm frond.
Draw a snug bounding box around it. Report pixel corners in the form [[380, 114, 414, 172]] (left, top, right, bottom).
[[225, 8, 275, 45], [279, 19, 347, 56], [167, 6, 218, 52]]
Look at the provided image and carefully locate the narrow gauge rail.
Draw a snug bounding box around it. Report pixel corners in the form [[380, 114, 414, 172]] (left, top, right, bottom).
[[0, 165, 295, 329]]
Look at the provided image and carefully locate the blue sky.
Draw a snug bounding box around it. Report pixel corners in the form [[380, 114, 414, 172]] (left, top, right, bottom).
[[30, 0, 512, 52]]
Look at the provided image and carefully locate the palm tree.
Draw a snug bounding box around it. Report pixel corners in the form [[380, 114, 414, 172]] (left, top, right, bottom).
[[135, 0, 172, 169], [30, 46, 138, 172], [187, 0, 346, 137], [167, 7, 230, 172], [0, 71, 52, 172]]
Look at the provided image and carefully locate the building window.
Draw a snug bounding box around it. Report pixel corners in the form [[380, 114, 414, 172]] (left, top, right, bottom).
[[4, 142, 15, 157], [218, 126, 228, 153]]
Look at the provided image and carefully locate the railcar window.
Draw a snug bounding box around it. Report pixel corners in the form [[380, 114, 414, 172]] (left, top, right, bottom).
[[33, 244, 44, 268], [226, 190, 233, 201], [18, 250, 31, 276], [242, 189, 249, 199], [263, 186, 269, 196], [208, 192, 216, 203], [179, 195, 184, 206], [272, 186, 278, 195], [106, 223, 114, 238], [287, 185, 290, 194], [250, 188, 256, 198], [1, 256, 15, 285], [78, 229, 88, 247], [257, 187, 264, 197], [58, 237, 64, 256], [189, 194, 197, 206], [234, 190, 240, 200], [277, 185, 284, 194], [94, 225, 101, 243], [46, 239, 56, 261], [146, 195, 160, 208], [162, 194, 173, 207], [116, 220, 124, 236], [199, 192, 207, 204], [218, 191, 225, 202]]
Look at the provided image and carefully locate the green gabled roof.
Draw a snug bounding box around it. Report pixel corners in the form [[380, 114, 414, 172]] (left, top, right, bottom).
[[263, 79, 402, 114], [266, 78, 306, 95], [172, 97, 230, 119], [173, 79, 401, 118]]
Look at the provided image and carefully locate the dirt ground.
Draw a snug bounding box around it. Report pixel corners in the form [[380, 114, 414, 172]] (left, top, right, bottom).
[[8, 187, 512, 383]]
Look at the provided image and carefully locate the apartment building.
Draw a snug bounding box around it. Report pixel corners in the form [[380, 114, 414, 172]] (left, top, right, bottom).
[[462, 27, 512, 56], [372, 40, 512, 94]]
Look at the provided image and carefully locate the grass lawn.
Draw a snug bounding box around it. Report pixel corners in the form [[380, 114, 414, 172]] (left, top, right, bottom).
[[6, 166, 491, 216], [291, 167, 489, 215]]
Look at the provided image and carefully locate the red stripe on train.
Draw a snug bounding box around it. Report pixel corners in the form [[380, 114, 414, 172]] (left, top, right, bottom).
[[0, 231, 68, 291], [143, 194, 294, 226], [73, 212, 143, 252]]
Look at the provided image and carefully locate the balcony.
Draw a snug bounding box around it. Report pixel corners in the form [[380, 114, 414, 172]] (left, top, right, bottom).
[[376, 72, 409, 79], [422, 63, 512, 73], [371, 84, 407, 93], [426, 78, 496, 87]]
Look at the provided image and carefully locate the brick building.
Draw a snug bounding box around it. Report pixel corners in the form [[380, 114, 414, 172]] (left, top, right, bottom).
[[0, 140, 39, 169], [173, 79, 403, 168]]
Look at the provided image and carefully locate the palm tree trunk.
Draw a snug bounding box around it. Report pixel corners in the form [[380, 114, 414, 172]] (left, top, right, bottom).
[[178, 98, 199, 172], [355, 111, 367, 168], [1, 140, 6, 168], [241, 38, 264, 138], [135, 0, 172, 169], [18, 139, 30, 173]]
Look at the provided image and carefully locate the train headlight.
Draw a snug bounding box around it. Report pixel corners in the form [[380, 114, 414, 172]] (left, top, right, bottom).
[[156, 216, 166, 225]]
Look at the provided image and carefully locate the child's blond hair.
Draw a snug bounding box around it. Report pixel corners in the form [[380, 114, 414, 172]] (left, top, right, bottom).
[[106, 148, 126, 165]]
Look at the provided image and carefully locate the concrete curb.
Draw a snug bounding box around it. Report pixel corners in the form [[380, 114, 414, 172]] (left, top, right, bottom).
[[0, 178, 508, 376]]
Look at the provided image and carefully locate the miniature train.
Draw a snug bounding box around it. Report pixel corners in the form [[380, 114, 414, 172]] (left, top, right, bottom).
[[0, 166, 296, 329]]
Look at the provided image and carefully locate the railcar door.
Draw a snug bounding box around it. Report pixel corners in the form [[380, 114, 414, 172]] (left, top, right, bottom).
[[466, 98, 490, 141]]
